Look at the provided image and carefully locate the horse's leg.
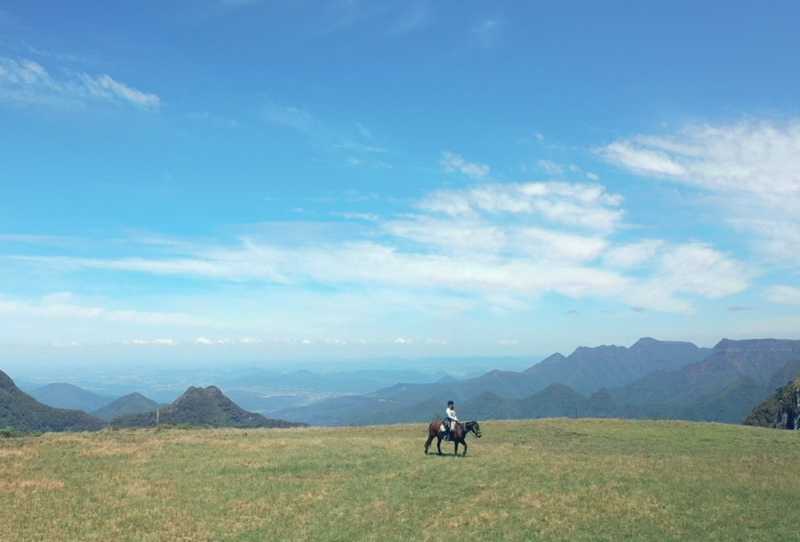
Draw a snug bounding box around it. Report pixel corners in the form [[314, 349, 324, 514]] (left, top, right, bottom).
[[454, 441, 459, 456], [436, 436, 443, 455], [462, 439, 468, 457], [424, 434, 433, 455]]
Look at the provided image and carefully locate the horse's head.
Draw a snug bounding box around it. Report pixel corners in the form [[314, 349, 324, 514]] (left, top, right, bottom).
[[467, 421, 482, 438]]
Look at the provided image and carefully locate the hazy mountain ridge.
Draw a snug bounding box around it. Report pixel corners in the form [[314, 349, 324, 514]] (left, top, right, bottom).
[[276, 338, 710, 424], [29, 383, 114, 413], [277, 338, 800, 426]]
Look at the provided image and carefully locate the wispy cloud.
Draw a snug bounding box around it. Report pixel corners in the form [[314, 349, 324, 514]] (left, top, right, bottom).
[[0, 292, 203, 326], [262, 102, 315, 132], [601, 119, 800, 264], [0, 56, 160, 110], [766, 285, 800, 305], [604, 240, 664, 269], [263, 101, 389, 167], [420, 181, 623, 233], [7, 176, 751, 314], [440, 151, 491, 179], [537, 159, 564, 176]]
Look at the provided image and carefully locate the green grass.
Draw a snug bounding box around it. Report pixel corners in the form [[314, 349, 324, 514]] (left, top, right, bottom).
[[1, 419, 798, 541]]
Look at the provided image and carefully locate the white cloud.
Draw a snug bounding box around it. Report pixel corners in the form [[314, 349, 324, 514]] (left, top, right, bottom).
[[0, 293, 202, 326], [80, 73, 160, 109], [0, 56, 160, 110], [384, 216, 506, 253], [766, 285, 800, 305], [601, 141, 686, 177], [440, 151, 490, 179], [5, 178, 752, 316], [604, 240, 664, 268], [657, 243, 750, 299], [336, 212, 380, 222], [419, 181, 623, 233], [516, 227, 607, 262], [537, 159, 564, 176], [601, 119, 800, 263], [622, 243, 751, 313], [195, 337, 230, 345], [603, 121, 800, 194], [126, 338, 177, 346]]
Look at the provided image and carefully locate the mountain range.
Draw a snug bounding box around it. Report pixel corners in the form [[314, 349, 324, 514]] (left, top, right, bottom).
[[275, 338, 800, 426], [4, 336, 799, 431]]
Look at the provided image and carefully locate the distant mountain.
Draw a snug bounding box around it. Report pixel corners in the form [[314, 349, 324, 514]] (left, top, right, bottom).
[[111, 386, 305, 428], [92, 393, 160, 421], [521, 338, 711, 394], [744, 376, 800, 429], [454, 340, 800, 425], [277, 338, 709, 425], [460, 384, 588, 420], [0, 369, 105, 432], [29, 383, 113, 413], [610, 339, 800, 423]]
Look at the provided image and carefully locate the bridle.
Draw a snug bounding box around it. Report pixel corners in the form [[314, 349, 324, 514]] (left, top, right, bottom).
[[467, 421, 482, 438]]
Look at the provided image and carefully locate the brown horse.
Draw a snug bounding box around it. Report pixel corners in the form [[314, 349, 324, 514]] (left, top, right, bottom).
[[424, 420, 482, 456]]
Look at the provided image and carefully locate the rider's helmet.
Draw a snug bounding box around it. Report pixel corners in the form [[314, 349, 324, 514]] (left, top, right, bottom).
[[447, 400, 454, 407]]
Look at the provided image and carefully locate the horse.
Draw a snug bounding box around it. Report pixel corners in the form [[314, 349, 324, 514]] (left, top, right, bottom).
[[424, 419, 482, 456]]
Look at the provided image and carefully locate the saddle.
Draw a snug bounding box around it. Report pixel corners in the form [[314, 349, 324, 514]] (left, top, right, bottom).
[[440, 419, 458, 441]]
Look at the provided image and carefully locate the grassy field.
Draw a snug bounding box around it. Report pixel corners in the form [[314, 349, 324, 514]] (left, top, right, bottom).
[[1, 419, 798, 541]]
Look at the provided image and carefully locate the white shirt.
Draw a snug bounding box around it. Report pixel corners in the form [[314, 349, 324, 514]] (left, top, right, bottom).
[[446, 407, 458, 422]]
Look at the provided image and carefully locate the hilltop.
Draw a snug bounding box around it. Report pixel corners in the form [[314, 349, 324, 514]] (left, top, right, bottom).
[[92, 393, 160, 421], [1, 419, 798, 541], [0, 370, 105, 432], [111, 385, 304, 428]]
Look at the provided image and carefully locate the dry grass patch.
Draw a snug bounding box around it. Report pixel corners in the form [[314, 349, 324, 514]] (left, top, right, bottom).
[[0, 478, 65, 492]]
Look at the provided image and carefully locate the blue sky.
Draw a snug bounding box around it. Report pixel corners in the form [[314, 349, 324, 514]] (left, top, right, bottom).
[[1, 1, 799, 364]]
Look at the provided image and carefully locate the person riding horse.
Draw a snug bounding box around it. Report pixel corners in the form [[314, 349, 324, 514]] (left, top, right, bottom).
[[425, 412, 482, 456], [444, 400, 458, 441]]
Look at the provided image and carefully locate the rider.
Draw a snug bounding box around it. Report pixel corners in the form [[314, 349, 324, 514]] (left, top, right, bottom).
[[444, 400, 459, 440]]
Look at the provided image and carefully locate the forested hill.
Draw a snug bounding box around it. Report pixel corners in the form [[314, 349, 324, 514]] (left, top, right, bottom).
[[0, 369, 105, 432]]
